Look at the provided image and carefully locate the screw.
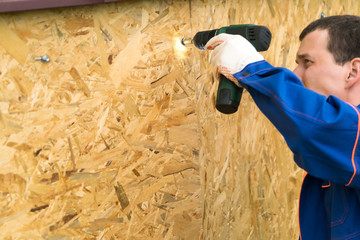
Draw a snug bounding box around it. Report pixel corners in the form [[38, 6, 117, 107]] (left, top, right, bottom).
[[35, 55, 50, 63], [181, 37, 193, 46]]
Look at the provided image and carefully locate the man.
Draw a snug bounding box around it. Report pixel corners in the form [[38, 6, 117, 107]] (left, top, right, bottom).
[[206, 15, 360, 239]]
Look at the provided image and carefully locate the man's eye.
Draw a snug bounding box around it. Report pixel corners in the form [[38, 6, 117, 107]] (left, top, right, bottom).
[[304, 59, 312, 67]]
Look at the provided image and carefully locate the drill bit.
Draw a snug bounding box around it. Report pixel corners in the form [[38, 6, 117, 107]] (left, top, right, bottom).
[[181, 37, 193, 46]]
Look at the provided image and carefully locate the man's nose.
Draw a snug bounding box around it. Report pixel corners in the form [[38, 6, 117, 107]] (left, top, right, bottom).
[[293, 66, 303, 82]]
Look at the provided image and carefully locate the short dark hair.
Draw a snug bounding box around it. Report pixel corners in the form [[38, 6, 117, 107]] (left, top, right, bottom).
[[299, 15, 360, 65]]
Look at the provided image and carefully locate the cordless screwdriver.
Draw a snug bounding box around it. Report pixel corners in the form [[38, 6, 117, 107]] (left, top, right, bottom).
[[181, 24, 272, 114]]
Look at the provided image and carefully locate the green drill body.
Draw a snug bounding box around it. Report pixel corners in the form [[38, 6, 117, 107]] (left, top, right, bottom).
[[184, 24, 272, 114]]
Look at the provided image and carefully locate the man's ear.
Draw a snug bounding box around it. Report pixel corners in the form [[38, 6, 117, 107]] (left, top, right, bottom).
[[346, 58, 360, 89]]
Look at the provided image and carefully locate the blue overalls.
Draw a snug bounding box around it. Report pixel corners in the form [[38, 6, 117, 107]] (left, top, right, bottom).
[[233, 61, 360, 240]]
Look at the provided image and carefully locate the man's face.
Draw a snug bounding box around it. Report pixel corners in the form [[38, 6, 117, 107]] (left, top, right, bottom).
[[293, 29, 350, 99]]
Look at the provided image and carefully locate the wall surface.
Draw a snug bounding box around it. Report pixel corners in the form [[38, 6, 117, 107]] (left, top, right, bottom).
[[0, 0, 358, 239]]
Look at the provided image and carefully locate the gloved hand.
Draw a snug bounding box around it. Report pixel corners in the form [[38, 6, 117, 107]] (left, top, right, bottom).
[[205, 33, 264, 86]]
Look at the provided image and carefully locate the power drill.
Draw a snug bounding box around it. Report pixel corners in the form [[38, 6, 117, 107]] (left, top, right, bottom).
[[181, 24, 272, 114]]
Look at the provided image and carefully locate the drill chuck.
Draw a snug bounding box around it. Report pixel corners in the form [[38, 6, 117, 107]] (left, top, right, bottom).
[[192, 29, 217, 49]]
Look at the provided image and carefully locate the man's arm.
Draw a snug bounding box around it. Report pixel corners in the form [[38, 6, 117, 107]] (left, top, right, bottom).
[[235, 60, 360, 188]]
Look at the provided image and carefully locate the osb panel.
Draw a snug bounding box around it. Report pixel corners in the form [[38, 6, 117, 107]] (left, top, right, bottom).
[[0, 1, 201, 239], [197, 0, 360, 240], [0, 0, 359, 239]]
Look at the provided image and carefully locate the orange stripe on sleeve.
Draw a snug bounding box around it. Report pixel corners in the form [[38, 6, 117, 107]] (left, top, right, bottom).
[[345, 104, 360, 186]]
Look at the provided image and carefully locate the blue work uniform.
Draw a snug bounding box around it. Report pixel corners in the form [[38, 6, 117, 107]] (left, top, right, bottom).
[[233, 60, 360, 240]]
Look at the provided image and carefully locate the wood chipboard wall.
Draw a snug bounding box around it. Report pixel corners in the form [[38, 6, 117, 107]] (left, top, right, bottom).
[[0, 0, 358, 239]]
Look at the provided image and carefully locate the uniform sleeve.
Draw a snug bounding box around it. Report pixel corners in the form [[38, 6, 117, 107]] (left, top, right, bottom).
[[233, 60, 360, 189]]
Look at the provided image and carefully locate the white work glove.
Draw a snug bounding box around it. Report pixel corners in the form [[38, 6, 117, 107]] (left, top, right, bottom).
[[205, 33, 264, 86]]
